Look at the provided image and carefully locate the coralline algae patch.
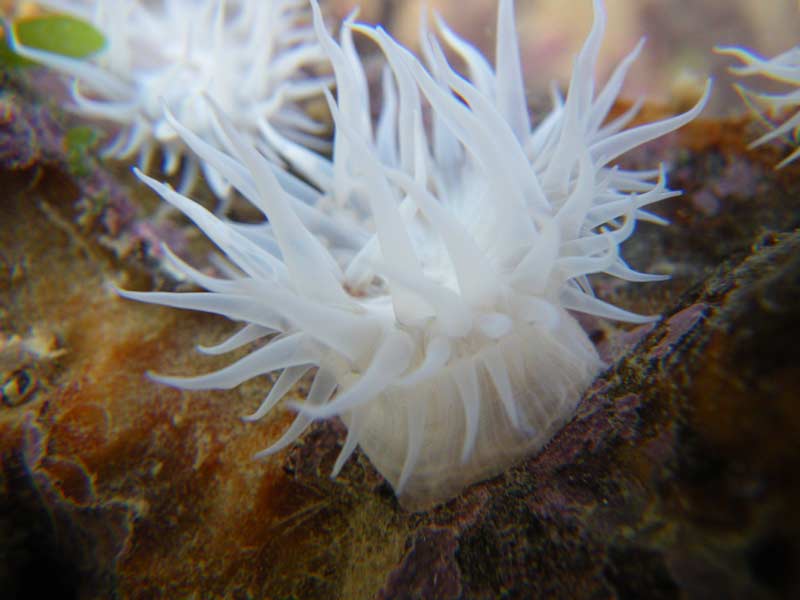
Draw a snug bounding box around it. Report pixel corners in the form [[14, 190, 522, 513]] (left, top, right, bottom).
[[0, 81, 192, 272]]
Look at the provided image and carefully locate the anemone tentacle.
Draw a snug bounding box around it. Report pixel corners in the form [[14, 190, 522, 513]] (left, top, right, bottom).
[[718, 44, 800, 167]]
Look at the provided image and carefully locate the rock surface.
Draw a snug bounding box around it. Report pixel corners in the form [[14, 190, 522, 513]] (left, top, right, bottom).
[[1, 64, 799, 600]]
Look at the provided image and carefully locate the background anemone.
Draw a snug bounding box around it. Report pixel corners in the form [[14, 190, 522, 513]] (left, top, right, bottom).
[[718, 44, 800, 167], [119, 0, 709, 510], [7, 0, 331, 201]]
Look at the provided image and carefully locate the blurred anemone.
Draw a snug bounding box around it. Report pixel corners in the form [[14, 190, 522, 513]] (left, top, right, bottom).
[[7, 0, 332, 202]]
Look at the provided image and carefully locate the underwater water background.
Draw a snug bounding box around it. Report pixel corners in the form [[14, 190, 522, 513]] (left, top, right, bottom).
[[325, 0, 800, 113]]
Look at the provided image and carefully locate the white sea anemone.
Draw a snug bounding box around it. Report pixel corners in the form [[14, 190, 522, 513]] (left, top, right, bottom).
[[717, 44, 800, 167], [7, 0, 331, 199], [119, 0, 709, 509]]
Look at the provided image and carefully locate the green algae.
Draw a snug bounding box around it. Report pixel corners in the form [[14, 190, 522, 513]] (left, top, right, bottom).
[[1, 14, 105, 68]]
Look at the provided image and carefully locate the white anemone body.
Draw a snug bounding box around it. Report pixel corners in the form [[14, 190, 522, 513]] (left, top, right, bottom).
[[10, 0, 330, 198], [718, 45, 800, 167], [120, 0, 709, 509]]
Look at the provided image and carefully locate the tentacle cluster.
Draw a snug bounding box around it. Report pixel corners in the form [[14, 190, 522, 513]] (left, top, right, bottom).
[[118, 0, 709, 507], [718, 44, 800, 167], [8, 0, 331, 199]]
